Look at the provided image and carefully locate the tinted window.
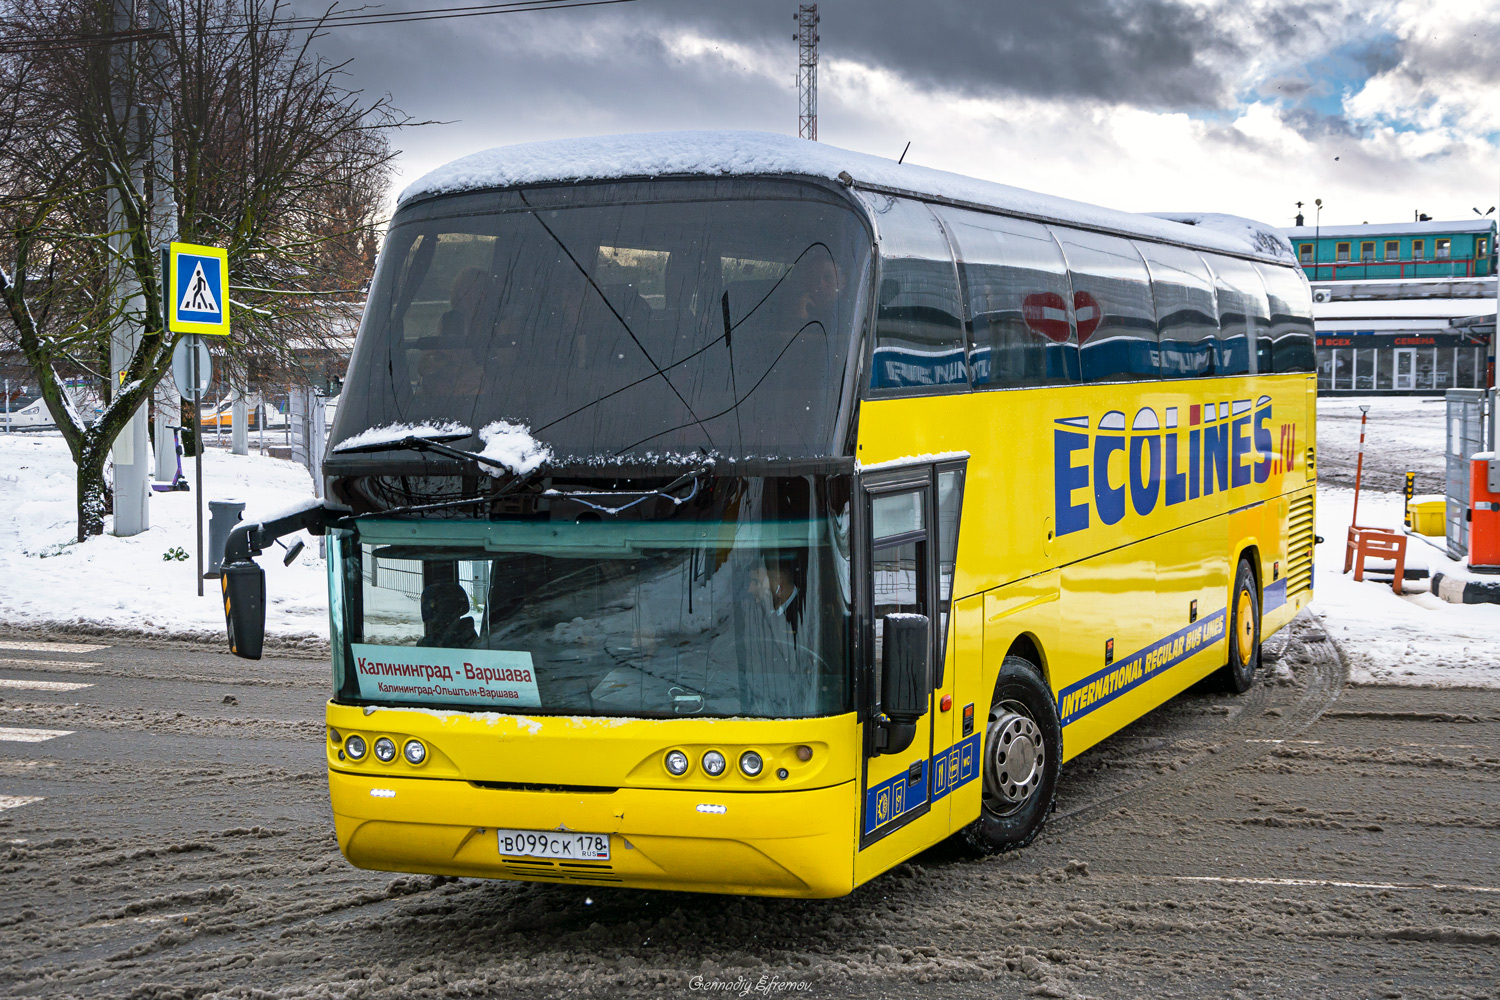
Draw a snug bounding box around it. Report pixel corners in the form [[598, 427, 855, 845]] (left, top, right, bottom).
[[935, 464, 965, 676], [1205, 255, 1270, 375], [1054, 228, 1158, 382], [938, 207, 1079, 388], [1257, 263, 1316, 373], [1136, 242, 1219, 379], [866, 196, 966, 390], [330, 179, 871, 462]]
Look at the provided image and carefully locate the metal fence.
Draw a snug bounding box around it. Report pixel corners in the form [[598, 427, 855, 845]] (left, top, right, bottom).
[[288, 386, 328, 498], [1445, 388, 1491, 558]]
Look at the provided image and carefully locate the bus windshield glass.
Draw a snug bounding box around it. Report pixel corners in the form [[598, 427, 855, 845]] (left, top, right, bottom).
[[332, 179, 871, 462], [329, 475, 852, 719]]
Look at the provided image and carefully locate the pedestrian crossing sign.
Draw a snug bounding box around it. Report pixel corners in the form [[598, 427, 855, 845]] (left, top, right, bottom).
[[166, 241, 230, 336]]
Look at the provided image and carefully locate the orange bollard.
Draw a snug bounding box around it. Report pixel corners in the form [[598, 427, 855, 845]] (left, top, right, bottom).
[[1470, 454, 1500, 574]]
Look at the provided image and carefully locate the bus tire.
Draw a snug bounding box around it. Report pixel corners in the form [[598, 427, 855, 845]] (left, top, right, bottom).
[[957, 655, 1061, 856], [1216, 559, 1260, 694]]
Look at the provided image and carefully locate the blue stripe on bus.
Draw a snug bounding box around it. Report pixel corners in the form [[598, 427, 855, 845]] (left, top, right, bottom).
[[864, 596, 1256, 834], [863, 733, 981, 837], [1057, 609, 1228, 727], [1263, 576, 1288, 612]]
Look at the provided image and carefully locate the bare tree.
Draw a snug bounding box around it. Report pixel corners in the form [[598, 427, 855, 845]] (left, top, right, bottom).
[[0, 0, 398, 539]]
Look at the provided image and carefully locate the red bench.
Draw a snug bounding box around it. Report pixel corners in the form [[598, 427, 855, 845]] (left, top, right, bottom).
[[1345, 526, 1408, 596]]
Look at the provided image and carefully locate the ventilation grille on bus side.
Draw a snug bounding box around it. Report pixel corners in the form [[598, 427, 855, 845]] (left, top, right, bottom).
[[1286, 495, 1315, 595], [498, 858, 623, 884]]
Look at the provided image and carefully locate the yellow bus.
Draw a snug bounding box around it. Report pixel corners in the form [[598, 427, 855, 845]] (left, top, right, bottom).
[[220, 131, 1317, 898]]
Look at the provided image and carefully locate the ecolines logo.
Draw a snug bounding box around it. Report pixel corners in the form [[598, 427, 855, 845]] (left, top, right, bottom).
[[1053, 397, 1297, 536]]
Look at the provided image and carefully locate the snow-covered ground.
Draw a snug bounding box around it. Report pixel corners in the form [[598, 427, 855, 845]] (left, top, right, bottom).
[[0, 432, 329, 647], [1314, 485, 1500, 687], [1310, 394, 1500, 687]]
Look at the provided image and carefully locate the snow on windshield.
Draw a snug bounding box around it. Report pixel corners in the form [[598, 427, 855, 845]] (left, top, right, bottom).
[[477, 421, 552, 474], [333, 421, 474, 452]]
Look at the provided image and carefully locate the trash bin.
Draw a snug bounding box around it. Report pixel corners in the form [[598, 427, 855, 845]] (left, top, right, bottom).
[[205, 498, 246, 579], [1408, 495, 1446, 536]]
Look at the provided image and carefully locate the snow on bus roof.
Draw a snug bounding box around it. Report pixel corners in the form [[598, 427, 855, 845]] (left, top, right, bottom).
[[399, 131, 1294, 263]]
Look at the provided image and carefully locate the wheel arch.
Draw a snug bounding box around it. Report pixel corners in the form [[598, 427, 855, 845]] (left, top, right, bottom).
[[1232, 540, 1263, 603], [1003, 632, 1050, 692]]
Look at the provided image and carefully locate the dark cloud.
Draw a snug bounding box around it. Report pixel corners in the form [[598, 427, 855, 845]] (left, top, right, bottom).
[[302, 0, 1297, 138], [1251, 3, 1327, 48], [1382, 18, 1500, 87], [1261, 75, 1316, 99], [1353, 35, 1402, 77], [1281, 107, 1361, 140], [288, 0, 1493, 191], [665, 0, 1243, 110]]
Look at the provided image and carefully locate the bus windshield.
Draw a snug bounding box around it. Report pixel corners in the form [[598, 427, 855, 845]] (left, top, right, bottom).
[[329, 475, 852, 719], [332, 179, 871, 462]]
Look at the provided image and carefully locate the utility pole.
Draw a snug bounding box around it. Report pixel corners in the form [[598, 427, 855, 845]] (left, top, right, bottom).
[[1314, 198, 1323, 282], [108, 0, 150, 536], [150, 0, 179, 487], [796, 5, 818, 141]]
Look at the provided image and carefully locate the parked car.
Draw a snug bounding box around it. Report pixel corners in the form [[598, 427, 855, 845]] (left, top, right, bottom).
[[0, 396, 55, 430]]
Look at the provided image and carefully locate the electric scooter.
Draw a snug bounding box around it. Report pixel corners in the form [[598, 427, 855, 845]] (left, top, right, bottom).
[[151, 424, 191, 492]]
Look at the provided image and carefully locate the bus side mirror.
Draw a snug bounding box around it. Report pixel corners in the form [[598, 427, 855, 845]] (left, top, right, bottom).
[[877, 614, 930, 755], [222, 560, 266, 660], [882, 613, 931, 720]]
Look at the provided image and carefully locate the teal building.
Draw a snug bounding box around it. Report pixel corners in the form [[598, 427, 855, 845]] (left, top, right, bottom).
[[1284, 218, 1495, 282], [1279, 217, 1495, 395]]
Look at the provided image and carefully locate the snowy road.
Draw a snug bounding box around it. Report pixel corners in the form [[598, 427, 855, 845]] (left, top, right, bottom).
[[3, 620, 1498, 998], [1316, 395, 1449, 495]]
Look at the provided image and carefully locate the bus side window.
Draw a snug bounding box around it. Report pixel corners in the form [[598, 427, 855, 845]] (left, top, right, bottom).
[[1135, 241, 1218, 379], [1203, 254, 1271, 376], [936, 207, 1079, 389], [865, 197, 968, 391], [1255, 263, 1317, 374], [934, 464, 965, 684], [1051, 227, 1159, 383]]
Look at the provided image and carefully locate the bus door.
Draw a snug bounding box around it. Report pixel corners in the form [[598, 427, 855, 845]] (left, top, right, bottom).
[[858, 467, 939, 847]]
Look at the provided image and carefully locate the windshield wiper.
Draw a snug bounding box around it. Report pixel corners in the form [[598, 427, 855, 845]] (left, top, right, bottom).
[[333, 433, 524, 476], [333, 434, 553, 518], [353, 465, 550, 519]]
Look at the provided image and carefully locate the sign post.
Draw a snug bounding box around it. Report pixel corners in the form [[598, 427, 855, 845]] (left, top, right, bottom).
[[164, 241, 230, 596]]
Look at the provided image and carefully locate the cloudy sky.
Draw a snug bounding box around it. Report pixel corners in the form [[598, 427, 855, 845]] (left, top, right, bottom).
[[307, 0, 1500, 230]]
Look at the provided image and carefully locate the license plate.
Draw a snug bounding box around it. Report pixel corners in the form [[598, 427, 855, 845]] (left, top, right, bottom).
[[496, 828, 610, 861]]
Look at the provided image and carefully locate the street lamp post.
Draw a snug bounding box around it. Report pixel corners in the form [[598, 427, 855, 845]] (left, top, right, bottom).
[[1315, 198, 1323, 281]]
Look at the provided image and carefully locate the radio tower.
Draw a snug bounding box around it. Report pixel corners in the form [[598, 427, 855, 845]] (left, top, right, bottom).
[[796, 5, 819, 140]]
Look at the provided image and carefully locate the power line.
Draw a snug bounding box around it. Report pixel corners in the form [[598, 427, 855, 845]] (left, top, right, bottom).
[[0, 0, 641, 57]]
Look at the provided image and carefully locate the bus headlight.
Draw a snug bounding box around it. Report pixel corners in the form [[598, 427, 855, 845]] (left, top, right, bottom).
[[664, 750, 690, 775], [739, 750, 763, 777], [403, 740, 426, 765], [344, 734, 367, 760], [702, 750, 726, 777], [373, 737, 397, 763]]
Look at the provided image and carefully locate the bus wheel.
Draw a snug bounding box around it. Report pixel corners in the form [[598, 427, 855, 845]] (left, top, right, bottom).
[[958, 656, 1061, 856], [1216, 559, 1260, 694]]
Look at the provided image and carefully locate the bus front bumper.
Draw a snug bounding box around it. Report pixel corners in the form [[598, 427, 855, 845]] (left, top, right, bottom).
[[328, 768, 858, 898]]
